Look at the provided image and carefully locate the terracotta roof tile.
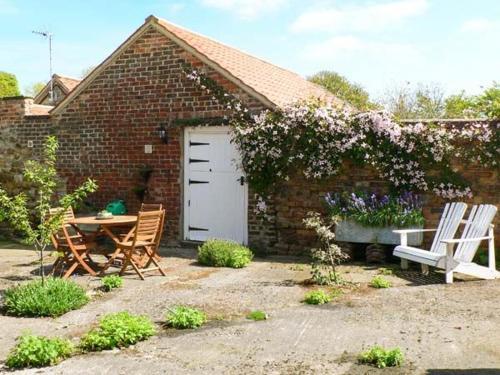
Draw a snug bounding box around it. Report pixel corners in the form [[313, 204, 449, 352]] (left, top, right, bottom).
[[54, 75, 81, 92], [156, 18, 343, 108]]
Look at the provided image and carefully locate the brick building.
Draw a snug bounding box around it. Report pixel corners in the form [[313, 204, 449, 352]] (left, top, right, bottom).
[[0, 15, 498, 254]]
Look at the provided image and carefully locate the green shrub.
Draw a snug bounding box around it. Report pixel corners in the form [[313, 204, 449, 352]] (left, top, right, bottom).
[[80, 311, 155, 351], [6, 334, 73, 369], [247, 310, 268, 321], [358, 346, 404, 368], [101, 275, 123, 291], [198, 239, 253, 268], [3, 278, 89, 317], [303, 290, 332, 305], [370, 275, 392, 289], [165, 306, 206, 329]]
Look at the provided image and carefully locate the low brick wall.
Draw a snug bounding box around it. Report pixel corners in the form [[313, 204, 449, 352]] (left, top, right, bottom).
[[269, 159, 499, 255]]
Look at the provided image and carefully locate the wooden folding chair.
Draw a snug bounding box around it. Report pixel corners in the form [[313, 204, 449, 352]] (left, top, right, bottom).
[[50, 208, 97, 278], [113, 210, 166, 280], [138, 208, 165, 267]]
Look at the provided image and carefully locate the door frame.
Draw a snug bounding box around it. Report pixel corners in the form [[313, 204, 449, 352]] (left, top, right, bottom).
[[183, 126, 248, 244]]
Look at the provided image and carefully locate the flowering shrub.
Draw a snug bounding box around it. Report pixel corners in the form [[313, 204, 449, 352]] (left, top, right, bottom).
[[326, 191, 424, 227], [303, 212, 348, 285], [184, 67, 499, 203]]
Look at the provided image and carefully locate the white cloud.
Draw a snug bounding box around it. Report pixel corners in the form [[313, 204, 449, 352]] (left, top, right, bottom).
[[167, 3, 185, 13], [0, 0, 18, 14], [200, 0, 288, 20], [291, 0, 428, 34], [460, 18, 499, 33], [303, 35, 419, 61]]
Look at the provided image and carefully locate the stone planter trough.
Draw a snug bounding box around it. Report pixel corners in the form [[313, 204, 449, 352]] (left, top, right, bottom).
[[335, 220, 423, 246]]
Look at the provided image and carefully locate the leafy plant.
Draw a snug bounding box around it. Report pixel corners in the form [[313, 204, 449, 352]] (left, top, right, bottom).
[[303, 212, 348, 285], [326, 191, 424, 228], [378, 267, 393, 276], [80, 311, 156, 351], [247, 310, 268, 321], [303, 290, 332, 305], [101, 275, 123, 291], [370, 275, 392, 289], [358, 346, 404, 368], [3, 277, 89, 317], [0, 136, 97, 282], [6, 334, 73, 369], [165, 306, 206, 329], [198, 239, 253, 268]]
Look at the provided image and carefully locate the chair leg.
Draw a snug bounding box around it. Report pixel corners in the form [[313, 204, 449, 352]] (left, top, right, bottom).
[[100, 247, 124, 275], [401, 259, 408, 270], [445, 243, 454, 284], [421, 264, 429, 275], [63, 262, 79, 279], [488, 230, 496, 273]]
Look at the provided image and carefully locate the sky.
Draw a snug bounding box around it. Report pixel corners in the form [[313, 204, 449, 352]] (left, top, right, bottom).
[[1, 0, 499, 100]]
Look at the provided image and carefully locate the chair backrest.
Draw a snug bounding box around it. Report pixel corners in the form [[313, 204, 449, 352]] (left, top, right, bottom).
[[133, 209, 163, 244], [429, 202, 468, 255], [140, 203, 163, 212], [454, 204, 497, 262], [49, 207, 75, 223], [49, 207, 76, 248]]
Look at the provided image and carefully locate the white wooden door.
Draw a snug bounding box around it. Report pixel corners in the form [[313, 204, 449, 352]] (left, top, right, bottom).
[[184, 127, 248, 244]]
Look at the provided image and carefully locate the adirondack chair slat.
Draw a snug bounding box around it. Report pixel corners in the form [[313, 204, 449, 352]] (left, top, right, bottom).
[[430, 203, 467, 255]]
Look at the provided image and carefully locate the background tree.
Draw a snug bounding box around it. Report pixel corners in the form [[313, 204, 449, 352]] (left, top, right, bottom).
[[24, 82, 46, 98], [379, 82, 445, 120], [475, 82, 500, 119], [308, 70, 377, 110], [444, 91, 476, 118], [0, 136, 98, 282], [0, 71, 21, 98], [80, 66, 95, 78]]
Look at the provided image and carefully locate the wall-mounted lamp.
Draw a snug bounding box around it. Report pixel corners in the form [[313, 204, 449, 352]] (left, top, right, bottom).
[[158, 122, 169, 144]]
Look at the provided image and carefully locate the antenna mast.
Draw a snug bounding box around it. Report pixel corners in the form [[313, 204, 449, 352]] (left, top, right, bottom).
[[32, 30, 53, 103]]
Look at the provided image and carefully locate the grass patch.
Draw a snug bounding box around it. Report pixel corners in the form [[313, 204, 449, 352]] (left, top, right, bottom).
[[165, 306, 206, 329], [6, 334, 73, 369], [80, 311, 155, 351], [358, 346, 404, 368], [3, 277, 89, 317], [247, 310, 268, 321], [303, 289, 332, 305], [101, 275, 123, 292], [198, 238, 253, 268], [370, 275, 392, 289]]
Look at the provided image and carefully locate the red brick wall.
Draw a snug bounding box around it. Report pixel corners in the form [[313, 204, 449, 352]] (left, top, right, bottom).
[[270, 159, 499, 255]]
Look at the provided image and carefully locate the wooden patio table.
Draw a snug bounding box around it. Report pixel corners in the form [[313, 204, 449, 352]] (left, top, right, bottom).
[[69, 215, 138, 243]]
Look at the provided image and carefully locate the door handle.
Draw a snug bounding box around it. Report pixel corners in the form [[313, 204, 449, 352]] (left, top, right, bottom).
[[237, 176, 245, 185]]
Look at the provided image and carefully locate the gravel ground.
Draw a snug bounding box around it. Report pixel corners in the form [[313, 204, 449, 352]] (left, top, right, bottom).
[[0, 242, 499, 374]]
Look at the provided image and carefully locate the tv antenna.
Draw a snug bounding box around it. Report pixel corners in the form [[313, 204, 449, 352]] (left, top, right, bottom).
[[32, 30, 53, 103]]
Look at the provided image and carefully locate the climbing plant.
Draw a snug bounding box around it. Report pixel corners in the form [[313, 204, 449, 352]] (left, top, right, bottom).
[[183, 66, 499, 207]]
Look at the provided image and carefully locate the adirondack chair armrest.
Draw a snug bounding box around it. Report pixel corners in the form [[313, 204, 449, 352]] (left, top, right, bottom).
[[393, 229, 436, 246], [440, 236, 492, 244], [393, 229, 437, 234]]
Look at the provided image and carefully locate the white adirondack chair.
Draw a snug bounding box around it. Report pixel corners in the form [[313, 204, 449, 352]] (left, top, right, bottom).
[[393, 203, 498, 283]]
